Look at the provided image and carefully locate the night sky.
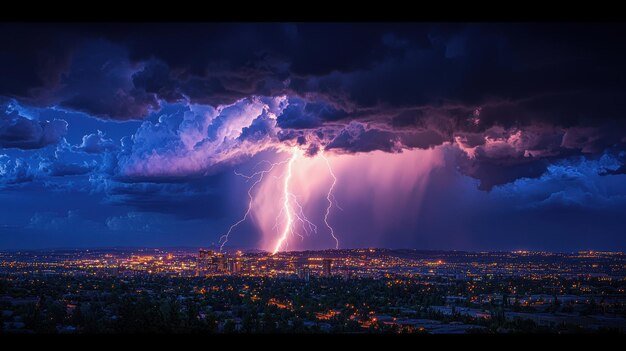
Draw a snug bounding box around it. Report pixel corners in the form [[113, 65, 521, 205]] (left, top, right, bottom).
[[1, 23, 626, 252]]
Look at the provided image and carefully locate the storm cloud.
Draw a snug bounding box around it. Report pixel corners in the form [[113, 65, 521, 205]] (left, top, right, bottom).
[[1, 100, 67, 149], [2, 23, 626, 250]]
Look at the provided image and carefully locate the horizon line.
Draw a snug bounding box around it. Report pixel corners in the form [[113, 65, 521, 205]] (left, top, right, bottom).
[[0, 246, 623, 255]]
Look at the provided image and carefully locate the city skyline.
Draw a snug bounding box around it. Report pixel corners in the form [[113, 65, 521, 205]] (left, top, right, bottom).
[[2, 23, 626, 252], [2, 247, 625, 333]]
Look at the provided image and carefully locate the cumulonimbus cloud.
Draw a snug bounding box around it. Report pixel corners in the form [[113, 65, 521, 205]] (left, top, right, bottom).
[[1, 23, 626, 194]]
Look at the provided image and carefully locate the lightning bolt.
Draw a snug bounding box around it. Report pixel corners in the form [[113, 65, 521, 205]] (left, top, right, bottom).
[[272, 148, 299, 254], [320, 150, 340, 249], [219, 158, 289, 251], [220, 146, 340, 255]]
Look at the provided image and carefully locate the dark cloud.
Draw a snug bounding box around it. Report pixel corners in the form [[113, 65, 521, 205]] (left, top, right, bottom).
[[458, 157, 550, 191], [131, 60, 185, 103], [56, 41, 160, 120], [2, 23, 626, 190], [132, 59, 288, 108], [0, 28, 159, 120], [326, 122, 402, 153], [391, 109, 426, 128], [0, 24, 78, 98], [324, 121, 448, 154], [2, 24, 624, 115], [276, 97, 346, 129], [400, 129, 448, 149], [0, 101, 67, 149]]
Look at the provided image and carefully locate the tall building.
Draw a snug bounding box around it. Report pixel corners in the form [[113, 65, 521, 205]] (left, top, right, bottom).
[[196, 249, 213, 276], [197, 249, 235, 276], [216, 254, 227, 272], [227, 258, 241, 274], [322, 258, 332, 277], [197, 249, 226, 276], [199, 249, 213, 258]]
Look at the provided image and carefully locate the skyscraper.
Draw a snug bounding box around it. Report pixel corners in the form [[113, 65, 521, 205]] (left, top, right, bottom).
[[197, 249, 211, 276], [197, 249, 221, 276], [227, 257, 241, 274], [216, 254, 227, 272]]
